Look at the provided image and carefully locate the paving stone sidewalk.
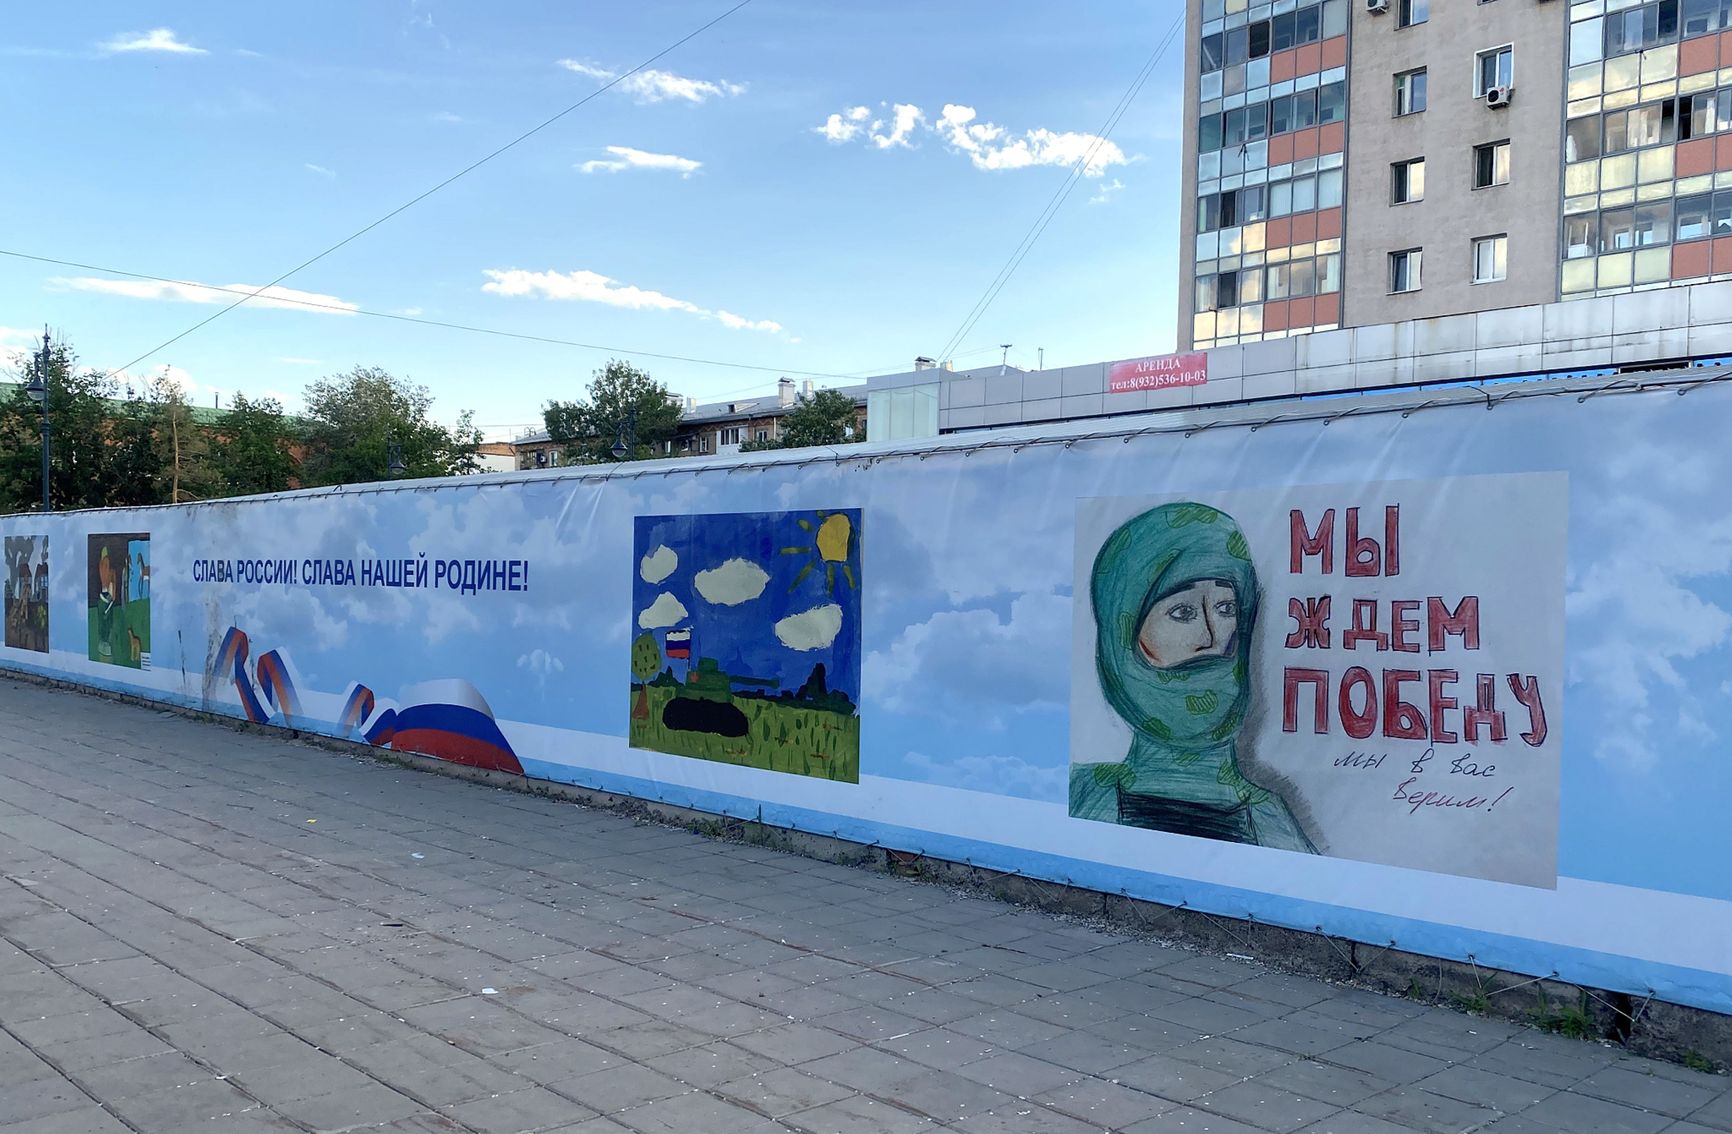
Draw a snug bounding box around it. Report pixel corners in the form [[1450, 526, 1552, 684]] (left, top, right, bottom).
[[0, 678, 1726, 1134]]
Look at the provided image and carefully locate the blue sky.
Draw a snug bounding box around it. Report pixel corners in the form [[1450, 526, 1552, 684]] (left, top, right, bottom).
[[1, 1, 1185, 437]]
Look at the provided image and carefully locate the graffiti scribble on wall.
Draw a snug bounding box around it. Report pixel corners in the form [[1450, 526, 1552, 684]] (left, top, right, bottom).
[[3, 535, 49, 654], [631, 509, 862, 782], [87, 533, 150, 670]]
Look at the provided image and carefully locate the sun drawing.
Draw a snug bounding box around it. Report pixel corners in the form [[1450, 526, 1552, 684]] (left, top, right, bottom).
[[782, 511, 856, 594]]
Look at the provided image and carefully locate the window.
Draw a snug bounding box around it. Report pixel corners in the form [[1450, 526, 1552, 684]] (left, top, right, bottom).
[[1392, 158, 1426, 204], [755, 429, 769, 442], [720, 426, 742, 446], [1248, 20, 1271, 59], [1472, 235, 1508, 283], [1399, 0, 1428, 25], [1566, 116, 1600, 162], [1473, 140, 1510, 188], [1201, 33, 1224, 72], [1565, 215, 1596, 259], [1604, 0, 1681, 58], [1475, 46, 1514, 97], [1395, 69, 1428, 116], [1318, 81, 1346, 124], [1199, 113, 1223, 152], [1677, 192, 1712, 241], [1390, 249, 1423, 293]]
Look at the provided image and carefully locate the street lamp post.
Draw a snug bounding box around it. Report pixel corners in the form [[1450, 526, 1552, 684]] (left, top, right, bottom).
[[610, 411, 638, 461], [23, 326, 51, 513], [387, 440, 406, 478]]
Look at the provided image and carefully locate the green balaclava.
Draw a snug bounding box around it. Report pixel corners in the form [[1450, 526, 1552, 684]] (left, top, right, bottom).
[[1070, 502, 1315, 852]]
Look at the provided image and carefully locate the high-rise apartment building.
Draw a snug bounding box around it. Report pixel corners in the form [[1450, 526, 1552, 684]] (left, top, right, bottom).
[[1179, 0, 1732, 351]]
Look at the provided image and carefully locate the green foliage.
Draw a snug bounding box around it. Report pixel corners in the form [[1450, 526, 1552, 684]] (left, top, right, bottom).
[[1534, 990, 1596, 1039], [1683, 1050, 1717, 1073], [144, 376, 223, 503], [0, 341, 162, 512], [1449, 990, 1490, 1016], [299, 366, 475, 486], [630, 632, 662, 684], [544, 359, 681, 464], [739, 388, 863, 452], [212, 393, 301, 497]]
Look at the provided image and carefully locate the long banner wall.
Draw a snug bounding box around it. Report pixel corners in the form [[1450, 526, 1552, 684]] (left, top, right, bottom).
[[4, 379, 1730, 1013]]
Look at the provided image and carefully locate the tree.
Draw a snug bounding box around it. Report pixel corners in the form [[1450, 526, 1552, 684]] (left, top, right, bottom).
[[740, 388, 862, 452], [631, 632, 661, 721], [299, 366, 477, 487], [544, 360, 681, 464], [212, 393, 301, 497], [0, 337, 162, 513], [144, 374, 222, 504]]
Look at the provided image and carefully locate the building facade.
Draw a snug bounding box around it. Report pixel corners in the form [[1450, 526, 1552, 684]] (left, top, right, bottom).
[[1180, 0, 1732, 349]]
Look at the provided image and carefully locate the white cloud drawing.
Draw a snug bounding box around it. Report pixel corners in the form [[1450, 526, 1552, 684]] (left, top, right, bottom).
[[694, 558, 769, 606], [640, 545, 677, 584], [639, 592, 689, 630], [775, 603, 843, 651]]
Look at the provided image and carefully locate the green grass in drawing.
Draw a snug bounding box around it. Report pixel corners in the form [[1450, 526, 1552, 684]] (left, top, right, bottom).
[[629, 683, 859, 781]]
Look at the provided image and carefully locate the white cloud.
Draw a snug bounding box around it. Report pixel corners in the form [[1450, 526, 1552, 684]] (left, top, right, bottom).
[[579, 145, 702, 178], [482, 268, 703, 314], [775, 603, 843, 651], [716, 310, 783, 333], [815, 106, 871, 143], [517, 649, 566, 690], [101, 28, 206, 55], [1089, 178, 1126, 205], [557, 59, 744, 104], [395, 306, 424, 317], [304, 163, 336, 179], [901, 751, 1066, 802], [935, 103, 1127, 176], [430, 111, 465, 124], [640, 545, 678, 584], [871, 103, 923, 149], [816, 100, 1129, 178], [868, 590, 1070, 718], [557, 59, 615, 80], [53, 276, 359, 315], [694, 558, 769, 606], [639, 592, 689, 630], [480, 268, 783, 333]]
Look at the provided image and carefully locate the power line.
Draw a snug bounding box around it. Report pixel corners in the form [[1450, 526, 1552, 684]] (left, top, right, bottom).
[[100, 0, 757, 383], [934, 12, 1182, 366], [4, 247, 896, 382]]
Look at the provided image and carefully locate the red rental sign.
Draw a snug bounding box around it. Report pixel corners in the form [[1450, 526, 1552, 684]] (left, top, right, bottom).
[[1108, 352, 1208, 394]]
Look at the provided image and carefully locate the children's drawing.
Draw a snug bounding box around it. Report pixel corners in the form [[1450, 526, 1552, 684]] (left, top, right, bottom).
[[87, 533, 150, 670], [1070, 503, 1314, 851], [631, 509, 861, 782], [3, 536, 49, 653]]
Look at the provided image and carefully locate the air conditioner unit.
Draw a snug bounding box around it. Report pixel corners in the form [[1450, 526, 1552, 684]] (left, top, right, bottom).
[[1366, 0, 1389, 12], [1485, 85, 1514, 108]]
